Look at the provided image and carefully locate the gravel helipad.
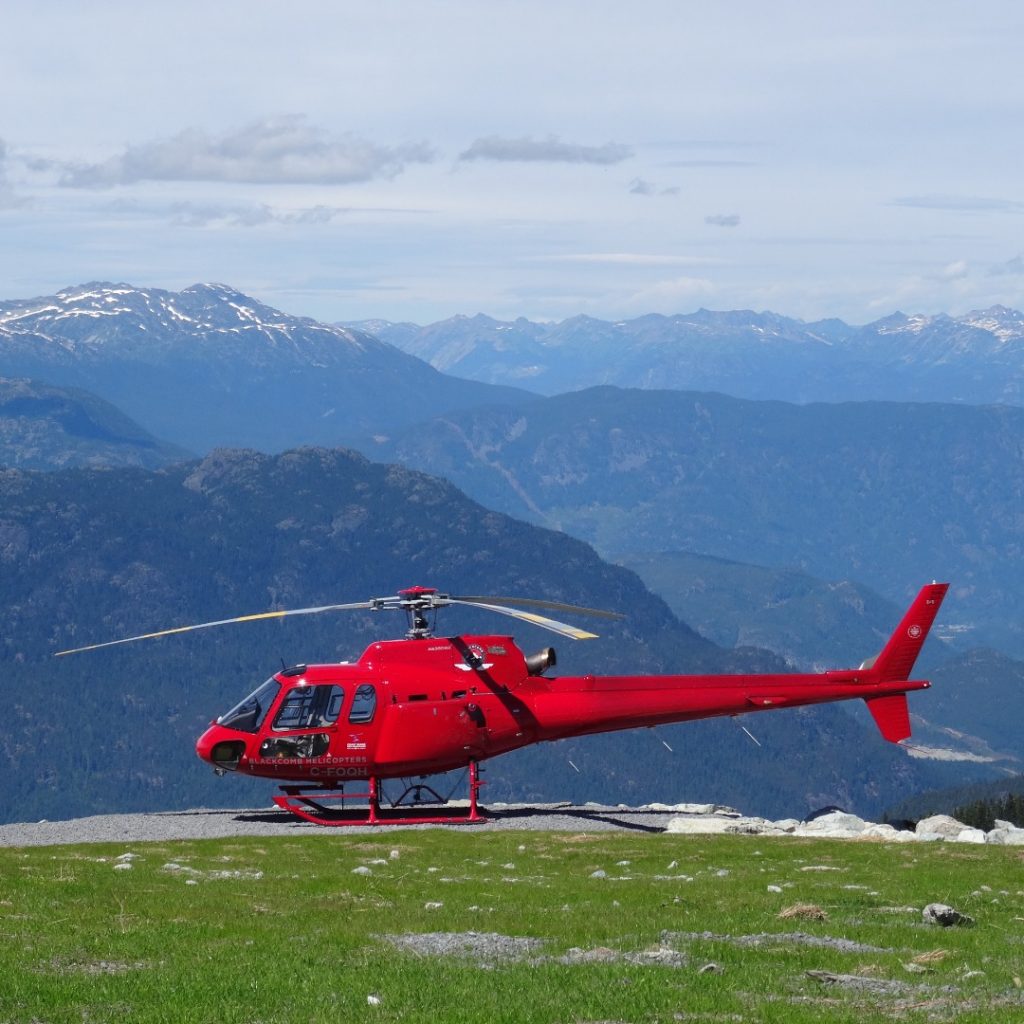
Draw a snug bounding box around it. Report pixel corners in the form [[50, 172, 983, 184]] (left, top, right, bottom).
[[0, 802, 686, 847]]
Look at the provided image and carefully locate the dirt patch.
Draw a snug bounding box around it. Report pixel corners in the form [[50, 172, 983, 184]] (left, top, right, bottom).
[[555, 944, 687, 968], [665, 930, 890, 954], [44, 957, 150, 975], [778, 903, 827, 921], [379, 931, 689, 968], [379, 931, 545, 966]]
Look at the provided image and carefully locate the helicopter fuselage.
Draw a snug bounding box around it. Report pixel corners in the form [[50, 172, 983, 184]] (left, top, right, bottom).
[[195, 629, 932, 784]]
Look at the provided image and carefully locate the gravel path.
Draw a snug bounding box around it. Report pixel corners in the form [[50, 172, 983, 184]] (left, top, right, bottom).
[[0, 802, 685, 847]]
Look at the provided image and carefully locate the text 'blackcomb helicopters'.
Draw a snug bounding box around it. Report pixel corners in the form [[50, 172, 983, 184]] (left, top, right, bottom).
[[57, 582, 948, 826]]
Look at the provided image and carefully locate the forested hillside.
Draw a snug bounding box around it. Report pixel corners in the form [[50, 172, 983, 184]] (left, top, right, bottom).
[[0, 377, 190, 469], [367, 387, 1024, 654]]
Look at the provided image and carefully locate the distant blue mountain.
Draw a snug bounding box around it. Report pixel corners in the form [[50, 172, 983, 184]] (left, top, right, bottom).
[[345, 305, 1024, 405], [0, 376, 191, 469], [363, 386, 1024, 657]]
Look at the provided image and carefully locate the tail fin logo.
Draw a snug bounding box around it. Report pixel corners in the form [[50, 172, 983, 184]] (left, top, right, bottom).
[[908, 625, 922, 638]]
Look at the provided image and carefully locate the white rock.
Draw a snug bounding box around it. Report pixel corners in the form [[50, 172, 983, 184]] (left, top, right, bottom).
[[665, 815, 738, 834], [389, 849, 401, 860], [767, 885, 783, 893], [954, 828, 987, 845], [923, 902, 974, 927], [113, 862, 132, 871], [867, 825, 917, 843], [987, 826, 1024, 846], [367, 994, 381, 1006], [916, 814, 969, 839], [351, 866, 372, 876], [725, 818, 787, 836], [794, 811, 867, 835], [590, 869, 608, 879], [115, 852, 138, 862], [424, 901, 443, 910], [862, 823, 898, 838]]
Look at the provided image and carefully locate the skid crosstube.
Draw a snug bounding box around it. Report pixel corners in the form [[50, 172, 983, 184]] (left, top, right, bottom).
[[272, 762, 487, 826]]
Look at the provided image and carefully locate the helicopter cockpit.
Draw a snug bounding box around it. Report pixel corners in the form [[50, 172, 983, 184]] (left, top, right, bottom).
[[217, 677, 280, 732]]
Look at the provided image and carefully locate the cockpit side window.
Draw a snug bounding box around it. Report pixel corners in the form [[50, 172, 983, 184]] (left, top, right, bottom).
[[218, 678, 281, 733], [348, 684, 377, 725], [272, 684, 344, 731]]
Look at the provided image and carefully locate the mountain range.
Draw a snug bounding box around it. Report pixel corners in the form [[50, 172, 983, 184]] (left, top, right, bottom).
[[2, 280, 1021, 823], [347, 306, 1024, 405], [0, 283, 532, 452], [364, 386, 1024, 655]]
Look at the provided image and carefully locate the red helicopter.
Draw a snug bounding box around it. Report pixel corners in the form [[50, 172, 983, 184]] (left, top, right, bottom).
[[57, 582, 948, 826]]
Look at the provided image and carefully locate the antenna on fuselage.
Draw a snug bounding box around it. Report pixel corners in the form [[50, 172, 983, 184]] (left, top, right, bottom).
[[736, 720, 762, 747]]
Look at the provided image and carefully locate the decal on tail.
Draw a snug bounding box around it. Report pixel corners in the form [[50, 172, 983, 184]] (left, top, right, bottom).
[[865, 582, 948, 682]]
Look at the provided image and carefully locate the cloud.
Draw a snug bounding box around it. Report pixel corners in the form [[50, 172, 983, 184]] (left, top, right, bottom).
[[0, 138, 28, 210], [891, 194, 1024, 213], [938, 259, 969, 281], [629, 178, 679, 197], [666, 159, 756, 168], [989, 255, 1024, 277], [459, 135, 632, 165], [54, 116, 435, 188], [166, 201, 350, 227], [705, 213, 740, 227], [538, 252, 723, 267], [626, 274, 717, 309]]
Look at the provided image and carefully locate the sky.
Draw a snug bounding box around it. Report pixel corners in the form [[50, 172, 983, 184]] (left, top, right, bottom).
[[2, 1, 1023, 325]]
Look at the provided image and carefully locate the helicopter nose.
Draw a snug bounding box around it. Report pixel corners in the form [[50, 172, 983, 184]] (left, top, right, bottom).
[[196, 726, 247, 772], [195, 726, 217, 763]]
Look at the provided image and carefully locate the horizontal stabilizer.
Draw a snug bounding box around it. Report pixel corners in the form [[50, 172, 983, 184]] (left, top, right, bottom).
[[864, 693, 911, 743]]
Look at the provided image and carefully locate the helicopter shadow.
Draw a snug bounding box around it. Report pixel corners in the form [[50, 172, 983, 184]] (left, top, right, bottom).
[[224, 805, 668, 833], [487, 805, 667, 834]]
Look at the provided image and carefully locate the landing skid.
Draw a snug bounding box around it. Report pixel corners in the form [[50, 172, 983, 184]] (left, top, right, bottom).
[[272, 762, 487, 826]]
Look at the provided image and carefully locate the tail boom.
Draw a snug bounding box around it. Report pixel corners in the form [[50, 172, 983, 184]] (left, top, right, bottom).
[[524, 583, 948, 746]]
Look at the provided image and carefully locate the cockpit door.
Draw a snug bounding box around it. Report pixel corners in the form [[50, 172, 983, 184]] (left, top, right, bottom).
[[341, 683, 380, 764]]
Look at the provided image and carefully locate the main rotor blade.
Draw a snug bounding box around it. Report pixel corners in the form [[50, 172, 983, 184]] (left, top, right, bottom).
[[448, 598, 600, 640], [453, 595, 624, 620], [53, 601, 374, 657]]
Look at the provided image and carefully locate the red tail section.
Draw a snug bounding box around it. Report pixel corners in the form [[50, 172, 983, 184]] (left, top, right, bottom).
[[864, 694, 913, 742], [861, 582, 948, 743], [866, 582, 948, 682]]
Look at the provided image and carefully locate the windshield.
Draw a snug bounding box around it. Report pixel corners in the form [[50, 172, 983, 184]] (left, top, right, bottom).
[[218, 678, 281, 733]]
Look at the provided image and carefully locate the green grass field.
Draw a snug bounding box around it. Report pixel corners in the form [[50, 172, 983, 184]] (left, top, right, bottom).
[[2, 829, 1023, 1023]]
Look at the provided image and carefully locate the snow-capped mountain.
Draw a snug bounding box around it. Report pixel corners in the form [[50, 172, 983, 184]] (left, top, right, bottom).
[[0, 283, 531, 451], [347, 305, 1024, 405]]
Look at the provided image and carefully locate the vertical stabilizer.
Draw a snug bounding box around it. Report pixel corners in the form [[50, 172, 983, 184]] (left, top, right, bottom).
[[867, 582, 948, 682]]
